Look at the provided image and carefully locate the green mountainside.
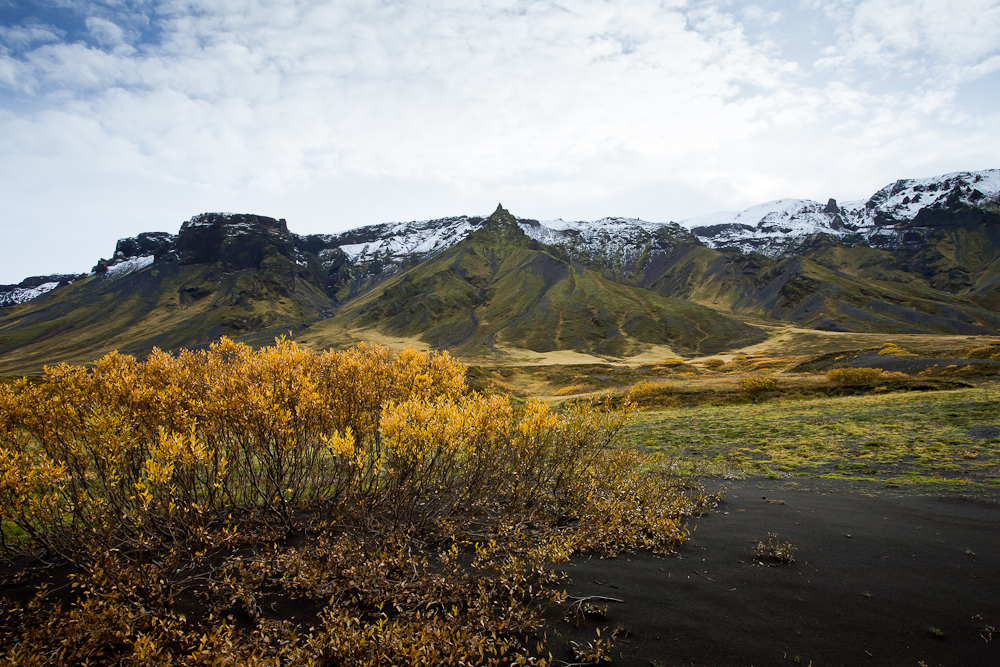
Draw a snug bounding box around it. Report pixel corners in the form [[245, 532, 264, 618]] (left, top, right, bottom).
[[302, 206, 764, 357], [2, 193, 1000, 374], [0, 258, 334, 375], [589, 223, 1000, 336]]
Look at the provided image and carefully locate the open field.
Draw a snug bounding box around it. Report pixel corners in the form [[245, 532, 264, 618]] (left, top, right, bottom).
[[626, 386, 1000, 494], [458, 326, 1000, 367], [685, 326, 1000, 361], [462, 332, 1000, 495]]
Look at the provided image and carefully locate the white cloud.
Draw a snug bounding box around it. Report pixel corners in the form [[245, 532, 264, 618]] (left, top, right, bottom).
[[743, 5, 782, 25], [816, 0, 1000, 83], [0, 0, 997, 282], [0, 22, 64, 51], [85, 16, 127, 48]]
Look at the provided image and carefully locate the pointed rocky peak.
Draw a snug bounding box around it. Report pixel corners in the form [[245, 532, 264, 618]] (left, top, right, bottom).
[[473, 203, 530, 245], [486, 204, 518, 227]]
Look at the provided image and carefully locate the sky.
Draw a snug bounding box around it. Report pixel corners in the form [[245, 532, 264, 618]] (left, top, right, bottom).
[[1, 0, 999, 283]]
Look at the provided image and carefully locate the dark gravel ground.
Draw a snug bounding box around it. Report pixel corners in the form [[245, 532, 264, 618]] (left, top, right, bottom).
[[550, 478, 1000, 667]]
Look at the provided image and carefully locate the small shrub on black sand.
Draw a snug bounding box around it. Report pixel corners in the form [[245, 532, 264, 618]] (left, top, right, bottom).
[[753, 533, 796, 563], [878, 343, 914, 357], [569, 629, 614, 664]]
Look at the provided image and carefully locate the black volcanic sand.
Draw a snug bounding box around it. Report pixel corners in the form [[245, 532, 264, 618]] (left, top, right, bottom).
[[550, 479, 1000, 667]]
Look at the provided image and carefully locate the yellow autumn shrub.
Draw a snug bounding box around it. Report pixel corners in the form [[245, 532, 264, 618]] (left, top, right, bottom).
[[826, 367, 907, 385], [739, 376, 778, 394], [0, 339, 713, 667]]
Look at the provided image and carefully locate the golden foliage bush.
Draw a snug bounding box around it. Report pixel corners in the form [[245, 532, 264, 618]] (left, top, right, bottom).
[[965, 345, 1000, 359], [626, 380, 663, 400], [877, 343, 913, 356], [702, 358, 726, 370], [0, 338, 469, 556], [739, 377, 778, 394], [0, 339, 714, 665], [826, 367, 907, 385]]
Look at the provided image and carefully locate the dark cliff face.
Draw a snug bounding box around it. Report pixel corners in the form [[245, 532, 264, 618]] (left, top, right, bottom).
[[908, 195, 1000, 229], [175, 213, 296, 270], [1, 274, 82, 291], [104, 213, 363, 301], [113, 232, 175, 262]]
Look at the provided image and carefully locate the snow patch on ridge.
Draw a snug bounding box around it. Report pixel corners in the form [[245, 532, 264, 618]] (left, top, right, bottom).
[[0, 281, 60, 307], [681, 199, 833, 234], [336, 217, 482, 262], [99, 255, 155, 282]]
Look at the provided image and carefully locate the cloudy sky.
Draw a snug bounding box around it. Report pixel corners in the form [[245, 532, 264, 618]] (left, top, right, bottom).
[[1, 0, 998, 283]]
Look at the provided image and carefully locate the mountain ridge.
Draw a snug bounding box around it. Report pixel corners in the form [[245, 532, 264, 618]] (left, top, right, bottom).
[[1, 170, 999, 373]]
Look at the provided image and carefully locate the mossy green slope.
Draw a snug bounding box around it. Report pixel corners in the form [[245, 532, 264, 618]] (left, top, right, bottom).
[[601, 232, 1000, 335], [0, 256, 334, 375], [306, 206, 765, 356]]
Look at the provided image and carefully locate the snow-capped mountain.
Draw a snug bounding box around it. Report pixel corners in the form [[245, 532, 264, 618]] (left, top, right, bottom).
[[3, 174, 1000, 373], [681, 169, 1000, 256], [329, 216, 485, 263], [2, 169, 998, 309], [680, 198, 848, 256]]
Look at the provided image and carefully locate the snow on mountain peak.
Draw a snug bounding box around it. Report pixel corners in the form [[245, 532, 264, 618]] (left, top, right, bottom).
[[841, 169, 1000, 227], [3, 169, 998, 308], [679, 169, 999, 256]]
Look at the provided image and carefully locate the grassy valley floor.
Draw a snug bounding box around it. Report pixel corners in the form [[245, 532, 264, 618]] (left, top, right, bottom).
[[626, 386, 1000, 495]]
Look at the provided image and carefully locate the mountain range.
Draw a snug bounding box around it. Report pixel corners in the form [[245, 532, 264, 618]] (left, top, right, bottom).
[[1, 169, 998, 373]]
